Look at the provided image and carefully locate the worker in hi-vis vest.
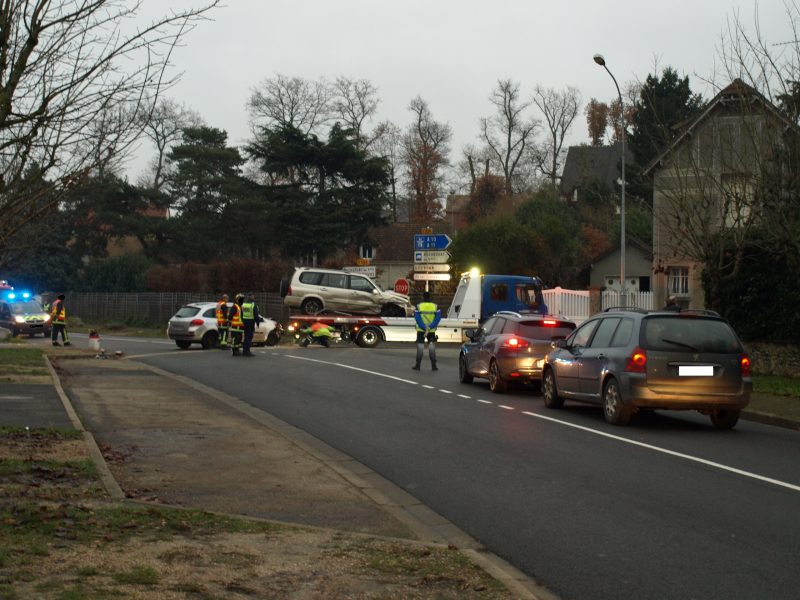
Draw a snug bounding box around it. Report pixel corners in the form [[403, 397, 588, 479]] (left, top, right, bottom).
[[412, 291, 441, 371]]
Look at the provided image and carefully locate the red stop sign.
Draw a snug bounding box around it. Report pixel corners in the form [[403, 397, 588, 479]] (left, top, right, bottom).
[[394, 278, 409, 295]]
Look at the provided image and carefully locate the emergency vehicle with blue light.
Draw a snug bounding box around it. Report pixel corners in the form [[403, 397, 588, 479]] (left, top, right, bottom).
[[0, 289, 52, 338]]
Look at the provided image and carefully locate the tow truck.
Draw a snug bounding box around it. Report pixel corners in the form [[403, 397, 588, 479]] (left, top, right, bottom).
[[287, 270, 549, 348]]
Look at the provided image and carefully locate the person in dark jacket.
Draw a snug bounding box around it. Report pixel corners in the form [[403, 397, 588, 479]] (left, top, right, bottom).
[[413, 291, 441, 370], [241, 293, 262, 357], [50, 294, 71, 346]]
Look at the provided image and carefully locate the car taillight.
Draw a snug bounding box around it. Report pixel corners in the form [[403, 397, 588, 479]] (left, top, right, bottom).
[[740, 354, 751, 377], [543, 319, 557, 326], [625, 346, 647, 372], [502, 337, 529, 349], [190, 319, 204, 326]]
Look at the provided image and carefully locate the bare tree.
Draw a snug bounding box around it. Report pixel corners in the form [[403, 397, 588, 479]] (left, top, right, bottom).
[[0, 0, 220, 256], [401, 96, 452, 223], [532, 85, 581, 190], [138, 99, 203, 191], [371, 120, 403, 221], [331, 77, 380, 151], [480, 79, 539, 196], [247, 74, 331, 135]]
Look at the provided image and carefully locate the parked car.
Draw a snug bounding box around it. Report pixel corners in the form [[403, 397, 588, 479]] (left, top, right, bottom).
[[167, 302, 282, 350], [459, 311, 577, 393], [281, 267, 413, 317], [542, 307, 752, 429], [0, 291, 51, 338]]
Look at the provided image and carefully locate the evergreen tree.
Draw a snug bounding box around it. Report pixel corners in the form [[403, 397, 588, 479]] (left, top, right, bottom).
[[246, 123, 390, 261], [166, 127, 247, 258], [628, 67, 704, 200]]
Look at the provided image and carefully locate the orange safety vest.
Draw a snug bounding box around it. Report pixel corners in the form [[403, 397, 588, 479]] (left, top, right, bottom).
[[229, 304, 243, 330], [216, 300, 229, 325], [51, 300, 66, 323]]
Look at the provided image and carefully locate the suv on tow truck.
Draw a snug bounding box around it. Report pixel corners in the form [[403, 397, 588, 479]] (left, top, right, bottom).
[[282, 267, 413, 317]]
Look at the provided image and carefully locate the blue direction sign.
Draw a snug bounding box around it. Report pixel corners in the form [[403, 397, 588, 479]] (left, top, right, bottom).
[[414, 234, 452, 250]]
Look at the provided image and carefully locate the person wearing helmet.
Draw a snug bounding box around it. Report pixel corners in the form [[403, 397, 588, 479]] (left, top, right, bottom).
[[229, 294, 245, 356], [215, 293, 230, 349], [240, 292, 262, 357]]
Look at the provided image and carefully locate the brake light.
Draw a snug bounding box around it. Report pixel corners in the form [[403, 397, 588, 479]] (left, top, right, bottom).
[[190, 319, 204, 326], [543, 319, 557, 326], [740, 354, 751, 377], [502, 337, 529, 349], [625, 346, 647, 372]]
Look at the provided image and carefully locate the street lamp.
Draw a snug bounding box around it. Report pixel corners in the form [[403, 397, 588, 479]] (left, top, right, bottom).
[[593, 53, 627, 306]]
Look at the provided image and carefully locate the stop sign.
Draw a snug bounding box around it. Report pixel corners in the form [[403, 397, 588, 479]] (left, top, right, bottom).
[[394, 278, 409, 295]]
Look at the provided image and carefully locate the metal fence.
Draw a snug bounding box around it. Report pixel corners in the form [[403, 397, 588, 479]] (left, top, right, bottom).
[[68, 292, 290, 326], [601, 290, 654, 311]]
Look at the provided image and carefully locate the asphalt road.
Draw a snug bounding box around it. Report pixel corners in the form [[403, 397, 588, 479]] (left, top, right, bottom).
[[62, 333, 800, 600]]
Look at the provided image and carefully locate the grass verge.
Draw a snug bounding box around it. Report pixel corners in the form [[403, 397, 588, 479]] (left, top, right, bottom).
[[0, 427, 515, 599], [0, 347, 48, 379]]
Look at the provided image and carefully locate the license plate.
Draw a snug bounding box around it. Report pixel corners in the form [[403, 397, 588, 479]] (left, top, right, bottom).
[[679, 365, 714, 377]]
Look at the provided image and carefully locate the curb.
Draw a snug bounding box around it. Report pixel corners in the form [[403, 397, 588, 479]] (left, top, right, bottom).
[[44, 355, 126, 501], [741, 410, 800, 431]]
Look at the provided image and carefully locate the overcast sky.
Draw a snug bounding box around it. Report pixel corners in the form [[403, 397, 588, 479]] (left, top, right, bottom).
[[130, 0, 790, 180]]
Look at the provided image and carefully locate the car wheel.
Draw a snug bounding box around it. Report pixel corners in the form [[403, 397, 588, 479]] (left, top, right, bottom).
[[201, 330, 219, 350], [356, 327, 381, 348], [380, 304, 405, 317], [709, 409, 740, 430], [301, 298, 323, 315], [488, 360, 508, 393], [175, 340, 192, 350], [266, 331, 279, 346], [459, 354, 473, 384], [542, 369, 564, 409], [603, 377, 632, 425]]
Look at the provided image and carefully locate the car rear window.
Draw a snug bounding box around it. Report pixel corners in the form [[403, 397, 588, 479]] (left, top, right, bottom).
[[516, 320, 576, 340], [174, 306, 200, 318], [641, 316, 742, 353]]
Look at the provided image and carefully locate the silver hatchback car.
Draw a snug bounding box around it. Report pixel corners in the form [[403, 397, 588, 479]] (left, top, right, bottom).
[[167, 302, 282, 350], [542, 308, 752, 429]]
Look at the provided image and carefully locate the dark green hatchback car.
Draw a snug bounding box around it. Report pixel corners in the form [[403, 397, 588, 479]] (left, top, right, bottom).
[[542, 308, 752, 429]]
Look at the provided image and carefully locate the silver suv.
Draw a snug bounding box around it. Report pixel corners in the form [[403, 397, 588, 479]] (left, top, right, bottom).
[[282, 268, 413, 317], [542, 307, 752, 429]]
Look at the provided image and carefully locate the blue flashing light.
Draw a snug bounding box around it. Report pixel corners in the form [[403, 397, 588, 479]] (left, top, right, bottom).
[[3, 290, 33, 302]]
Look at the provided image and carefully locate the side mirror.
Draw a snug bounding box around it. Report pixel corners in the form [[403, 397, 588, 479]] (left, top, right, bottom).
[[464, 328, 476, 341], [553, 339, 569, 349]]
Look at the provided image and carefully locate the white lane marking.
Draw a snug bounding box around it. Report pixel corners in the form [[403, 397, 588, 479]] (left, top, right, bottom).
[[280, 353, 799, 493], [458, 394, 471, 399], [521, 411, 800, 493], [285, 354, 418, 385], [499, 405, 514, 410], [439, 389, 453, 394], [422, 385, 435, 390]]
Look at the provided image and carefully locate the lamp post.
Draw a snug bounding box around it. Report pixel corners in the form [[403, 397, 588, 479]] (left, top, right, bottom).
[[593, 53, 627, 306]]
